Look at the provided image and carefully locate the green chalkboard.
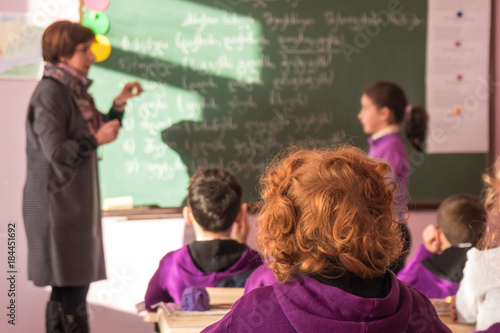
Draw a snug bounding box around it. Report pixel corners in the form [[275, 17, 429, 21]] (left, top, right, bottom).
[[89, 0, 486, 208]]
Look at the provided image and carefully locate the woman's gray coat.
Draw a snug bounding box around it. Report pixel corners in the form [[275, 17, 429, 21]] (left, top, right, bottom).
[[23, 77, 109, 287]]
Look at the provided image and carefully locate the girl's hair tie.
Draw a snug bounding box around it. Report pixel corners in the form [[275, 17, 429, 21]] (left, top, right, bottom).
[[405, 104, 413, 114]]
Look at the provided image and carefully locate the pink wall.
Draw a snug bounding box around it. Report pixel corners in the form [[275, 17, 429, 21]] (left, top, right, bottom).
[[0, 2, 60, 333], [0, 79, 44, 333], [0, 2, 29, 11]]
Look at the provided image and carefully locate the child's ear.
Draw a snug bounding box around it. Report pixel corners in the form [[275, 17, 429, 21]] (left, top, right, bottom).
[[183, 206, 193, 225], [235, 205, 244, 222], [379, 106, 392, 122]]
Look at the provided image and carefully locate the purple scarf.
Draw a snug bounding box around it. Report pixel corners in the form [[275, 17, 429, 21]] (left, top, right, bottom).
[[43, 62, 103, 134]]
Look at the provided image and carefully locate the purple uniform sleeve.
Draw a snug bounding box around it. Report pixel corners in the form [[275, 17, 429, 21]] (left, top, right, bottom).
[[397, 244, 434, 285], [144, 256, 174, 311]]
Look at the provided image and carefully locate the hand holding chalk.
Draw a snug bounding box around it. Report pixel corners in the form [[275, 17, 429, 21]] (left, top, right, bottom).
[[113, 82, 144, 109]]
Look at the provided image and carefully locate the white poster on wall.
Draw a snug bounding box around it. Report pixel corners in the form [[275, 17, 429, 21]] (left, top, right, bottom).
[[426, 0, 491, 153], [0, 0, 79, 79], [0, 13, 46, 79]]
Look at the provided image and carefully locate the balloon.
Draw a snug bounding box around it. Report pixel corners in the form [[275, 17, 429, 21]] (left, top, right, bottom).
[[83, 0, 110, 12], [82, 11, 110, 35], [91, 34, 112, 62]]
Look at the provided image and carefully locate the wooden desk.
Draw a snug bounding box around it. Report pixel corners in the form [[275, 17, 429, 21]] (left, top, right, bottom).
[[148, 288, 244, 333], [438, 315, 475, 333], [149, 291, 476, 333], [430, 298, 475, 333], [204, 287, 244, 304]]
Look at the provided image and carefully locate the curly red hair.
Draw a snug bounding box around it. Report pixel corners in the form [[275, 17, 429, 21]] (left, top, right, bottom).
[[479, 158, 500, 249], [257, 146, 403, 282], [484, 158, 500, 215]]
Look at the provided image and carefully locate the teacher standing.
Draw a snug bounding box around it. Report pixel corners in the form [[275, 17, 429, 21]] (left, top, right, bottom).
[[23, 20, 143, 333]]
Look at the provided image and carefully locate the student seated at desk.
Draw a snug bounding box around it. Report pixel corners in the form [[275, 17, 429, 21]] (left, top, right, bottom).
[[203, 146, 450, 333], [397, 193, 486, 299], [450, 158, 500, 332], [144, 168, 262, 311]]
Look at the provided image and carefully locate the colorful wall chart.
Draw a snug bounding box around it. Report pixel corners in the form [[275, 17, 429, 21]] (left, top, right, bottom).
[[426, 0, 491, 153]]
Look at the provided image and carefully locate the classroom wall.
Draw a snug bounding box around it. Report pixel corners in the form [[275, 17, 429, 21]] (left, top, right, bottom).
[[0, 3, 153, 333], [1, 1, 500, 332]]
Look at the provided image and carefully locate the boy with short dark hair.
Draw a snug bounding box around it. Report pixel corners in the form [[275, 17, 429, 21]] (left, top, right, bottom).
[[144, 168, 262, 311], [397, 193, 486, 299]]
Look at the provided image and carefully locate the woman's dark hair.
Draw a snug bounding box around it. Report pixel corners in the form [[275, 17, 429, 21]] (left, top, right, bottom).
[[364, 81, 428, 152], [42, 20, 95, 64], [187, 168, 242, 233]]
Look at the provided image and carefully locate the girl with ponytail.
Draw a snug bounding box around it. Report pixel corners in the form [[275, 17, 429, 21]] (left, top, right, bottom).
[[358, 81, 428, 274]]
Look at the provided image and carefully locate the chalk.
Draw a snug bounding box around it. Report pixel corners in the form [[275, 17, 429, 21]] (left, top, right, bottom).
[[103, 196, 133, 210]]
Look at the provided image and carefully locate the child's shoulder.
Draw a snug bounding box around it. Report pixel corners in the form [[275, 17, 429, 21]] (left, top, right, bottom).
[[238, 245, 264, 267], [369, 133, 406, 158], [468, 246, 500, 257], [159, 245, 189, 263], [244, 245, 261, 256], [464, 247, 500, 276], [375, 132, 405, 149]]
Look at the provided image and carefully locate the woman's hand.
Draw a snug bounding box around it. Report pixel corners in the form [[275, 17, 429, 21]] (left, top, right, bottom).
[[113, 81, 144, 109], [94, 119, 120, 146]]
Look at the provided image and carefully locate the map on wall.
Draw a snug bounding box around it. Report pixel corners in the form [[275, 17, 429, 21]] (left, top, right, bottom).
[[0, 13, 45, 79], [0, 1, 79, 79]]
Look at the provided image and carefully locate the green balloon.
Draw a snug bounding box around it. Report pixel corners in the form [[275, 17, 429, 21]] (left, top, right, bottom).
[[82, 10, 110, 35]]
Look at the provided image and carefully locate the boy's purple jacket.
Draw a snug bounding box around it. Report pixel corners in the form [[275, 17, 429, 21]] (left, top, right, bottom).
[[144, 244, 262, 311], [397, 244, 460, 299], [203, 272, 451, 333]]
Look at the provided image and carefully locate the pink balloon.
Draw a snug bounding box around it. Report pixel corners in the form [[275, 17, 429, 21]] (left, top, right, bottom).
[[83, 0, 110, 12]]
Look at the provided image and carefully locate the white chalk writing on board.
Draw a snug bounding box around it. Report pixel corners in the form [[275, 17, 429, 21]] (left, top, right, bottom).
[[324, 11, 425, 33], [242, 0, 304, 9], [182, 11, 257, 32], [181, 75, 218, 93], [263, 12, 315, 32], [227, 95, 257, 114], [96, 1, 428, 207], [280, 54, 333, 75], [121, 35, 169, 56], [272, 70, 334, 90], [183, 138, 227, 157]]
